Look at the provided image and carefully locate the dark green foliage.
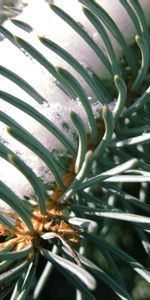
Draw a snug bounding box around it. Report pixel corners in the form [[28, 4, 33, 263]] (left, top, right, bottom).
[[0, 1, 150, 299]]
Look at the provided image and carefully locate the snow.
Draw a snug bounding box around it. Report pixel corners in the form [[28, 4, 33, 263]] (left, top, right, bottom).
[[0, 0, 149, 198]]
